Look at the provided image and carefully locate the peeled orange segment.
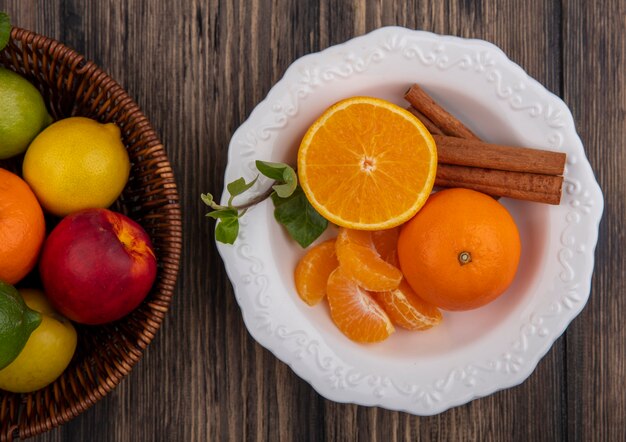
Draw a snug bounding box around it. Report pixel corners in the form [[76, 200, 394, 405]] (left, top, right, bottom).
[[337, 227, 374, 248], [294, 239, 339, 306], [326, 268, 394, 343], [336, 228, 402, 292], [374, 280, 443, 331], [372, 227, 399, 266], [297, 96, 438, 230]]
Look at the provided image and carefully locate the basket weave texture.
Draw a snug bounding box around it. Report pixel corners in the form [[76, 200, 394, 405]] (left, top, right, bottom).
[[0, 28, 182, 441]]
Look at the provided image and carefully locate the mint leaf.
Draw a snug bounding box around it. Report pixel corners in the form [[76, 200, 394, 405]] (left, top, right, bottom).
[[201, 192, 224, 211], [205, 161, 309, 246], [273, 182, 295, 198], [0, 13, 10, 51], [201, 193, 215, 206], [273, 167, 297, 198], [271, 186, 328, 248], [227, 176, 258, 198], [206, 208, 238, 219], [256, 160, 288, 181], [255, 161, 298, 198], [215, 216, 239, 244]]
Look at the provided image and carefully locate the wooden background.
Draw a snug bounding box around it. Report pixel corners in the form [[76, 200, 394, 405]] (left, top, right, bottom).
[[1, 0, 624, 440]]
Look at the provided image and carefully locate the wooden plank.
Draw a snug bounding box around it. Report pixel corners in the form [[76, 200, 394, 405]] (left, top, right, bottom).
[[562, 0, 626, 441], [6, 0, 622, 440]]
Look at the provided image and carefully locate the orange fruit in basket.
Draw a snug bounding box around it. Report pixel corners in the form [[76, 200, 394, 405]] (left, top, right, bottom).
[[326, 268, 394, 343], [294, 239, 339, 306], [373, 280, 442, 331], [297, 96, 437, 230], [0, 168, 46, 284], [335, 227, 402, 292], [397, 188, 521, 311]]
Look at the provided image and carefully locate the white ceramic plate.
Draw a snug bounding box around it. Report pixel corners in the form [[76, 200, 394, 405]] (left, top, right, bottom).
[[216, 27, 603, 415]]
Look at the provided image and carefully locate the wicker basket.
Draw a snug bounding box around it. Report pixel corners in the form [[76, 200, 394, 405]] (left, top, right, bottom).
[[0, 28, 182, 440]]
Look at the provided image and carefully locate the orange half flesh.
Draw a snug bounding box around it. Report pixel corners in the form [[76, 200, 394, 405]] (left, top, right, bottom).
[[298, 96, 437, 230]]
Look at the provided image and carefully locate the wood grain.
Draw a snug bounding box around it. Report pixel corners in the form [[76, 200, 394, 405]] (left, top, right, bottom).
[[0, 0, 623, 440], [563, 0, 626, 441]]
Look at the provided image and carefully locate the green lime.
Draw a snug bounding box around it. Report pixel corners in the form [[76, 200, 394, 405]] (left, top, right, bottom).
[[0, 67, 52, 159], [0, 281, 42, 370]]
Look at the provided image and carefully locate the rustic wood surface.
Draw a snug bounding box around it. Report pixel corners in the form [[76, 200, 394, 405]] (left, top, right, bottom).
[[1, 0, 624, 440]]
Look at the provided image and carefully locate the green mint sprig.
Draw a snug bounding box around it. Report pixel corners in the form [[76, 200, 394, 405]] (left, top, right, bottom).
[[202, 160, 328, 247], [0, 13, 10, 51]]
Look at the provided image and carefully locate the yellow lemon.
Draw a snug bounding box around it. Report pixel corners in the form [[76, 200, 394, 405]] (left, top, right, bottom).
[[22, 117, 130, 216], [0, 289, 77, 393]]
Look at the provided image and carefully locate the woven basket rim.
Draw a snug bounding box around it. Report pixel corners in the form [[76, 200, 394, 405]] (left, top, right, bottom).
[[0, 27, 183, 440]]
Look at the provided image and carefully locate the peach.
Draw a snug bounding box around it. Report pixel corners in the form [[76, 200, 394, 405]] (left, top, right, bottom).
[[39, 208, 157, 325]]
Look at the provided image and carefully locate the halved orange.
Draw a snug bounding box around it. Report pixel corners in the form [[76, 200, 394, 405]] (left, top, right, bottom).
[[373, 280, 442, 331], [294, 239, 338, 306], [326, 268, 394, 343], [298, 96, 437, 230]]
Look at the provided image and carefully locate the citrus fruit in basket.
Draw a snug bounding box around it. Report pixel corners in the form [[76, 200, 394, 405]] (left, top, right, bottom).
[[398, 188, 521, 311], [0, 168, 46, 284], [335, 227, 402, 292], [0, 67, 52, 159], [0, 282, 42, 370], [22, 116, 130, 216], [294, 239, 338, 306], [326, 268, 394, 343], [0, 288, 77, 393], [297, 96, 437, 230]]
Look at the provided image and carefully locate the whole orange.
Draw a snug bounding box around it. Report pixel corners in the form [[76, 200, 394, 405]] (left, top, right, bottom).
[[0, 168, 46, 284], [397, 188, 521, 311]]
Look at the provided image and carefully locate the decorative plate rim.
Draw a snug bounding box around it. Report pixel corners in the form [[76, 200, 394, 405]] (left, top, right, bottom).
[[216, 26, 604, 415]]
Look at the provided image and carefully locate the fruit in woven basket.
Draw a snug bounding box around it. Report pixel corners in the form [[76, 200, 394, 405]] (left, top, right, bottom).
[[0, 168, 46, 285], [22, 116, 130, 216], [0, 67, 52, 159], [0, 282, 41, 370], [398, 188, 521, 311], [0, 289, 76, 393], [297, 96, 437, 230], [39, 208, 157, 325]]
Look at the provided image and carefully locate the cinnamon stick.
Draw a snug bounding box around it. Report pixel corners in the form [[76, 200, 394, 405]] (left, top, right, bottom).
[[404, 83, 564, 204], [404, 84, 480, 140], [406, 106, 443, 135], [433, 135, 566, 176], [435, 164, 563, 205]]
